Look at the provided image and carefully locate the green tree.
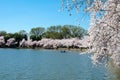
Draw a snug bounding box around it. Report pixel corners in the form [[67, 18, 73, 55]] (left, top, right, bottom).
[[18, 30, 27, 40], [19, 30, 27, 35], [47, 25, 62, 33], [0, 31, 7, 36], [44, 25, 87, 39], [3, 33, 15, 43], [30, 35, 42, 41], [61, 25, 71, 38], [43, 25, 63, 39], [70, 25, 87, 38], [30, 27, 45, 40]]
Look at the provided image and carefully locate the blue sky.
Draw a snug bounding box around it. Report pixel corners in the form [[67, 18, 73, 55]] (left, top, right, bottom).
[[0, 0, 90, 33]]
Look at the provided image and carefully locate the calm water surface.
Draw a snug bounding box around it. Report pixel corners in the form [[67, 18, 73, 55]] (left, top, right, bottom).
[[0, 48, 118, 80]]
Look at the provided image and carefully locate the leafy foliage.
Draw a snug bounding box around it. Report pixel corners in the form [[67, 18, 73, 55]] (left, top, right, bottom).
[[44, 25, 87, 39], [0, 31, 7, 36], [30, 27, 45, 40]]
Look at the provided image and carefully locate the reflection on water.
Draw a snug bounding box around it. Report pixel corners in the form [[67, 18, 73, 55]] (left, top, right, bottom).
[[107, 62, 120, 80], [0, 48, 119, 80], [114, 68, 120, 80]]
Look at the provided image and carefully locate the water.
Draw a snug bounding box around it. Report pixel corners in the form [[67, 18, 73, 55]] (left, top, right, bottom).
[[0, 48, 117, 80]]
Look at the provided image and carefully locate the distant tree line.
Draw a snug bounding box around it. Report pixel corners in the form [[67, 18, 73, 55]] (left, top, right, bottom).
[[0, 30, 27, 43], [0, 25, 87, 42]]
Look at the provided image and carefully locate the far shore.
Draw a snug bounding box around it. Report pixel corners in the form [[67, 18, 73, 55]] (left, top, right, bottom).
[[0, 36, 90, 52], [0, 47, 88, 52]]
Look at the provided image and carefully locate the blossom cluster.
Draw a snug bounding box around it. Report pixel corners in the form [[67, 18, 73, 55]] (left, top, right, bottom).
[[88, 0, 120, 67], [0, 36, 5, 46], [19, 36, 90, 49], [0, 36, 90, 49]]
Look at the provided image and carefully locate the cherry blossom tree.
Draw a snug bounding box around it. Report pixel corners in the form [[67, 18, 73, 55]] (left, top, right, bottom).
[[6, 38, 17, 47], [62, 0, 120, 67], [0, 36, 5, 47], [19, 38, 88, 49], [89, 0, 120, 67]]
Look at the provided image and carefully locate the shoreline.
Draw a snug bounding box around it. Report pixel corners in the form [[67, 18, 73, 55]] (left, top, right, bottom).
[[0, 47, 88, 52]]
